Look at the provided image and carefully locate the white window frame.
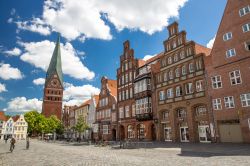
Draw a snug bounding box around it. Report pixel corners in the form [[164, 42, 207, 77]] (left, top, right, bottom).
[[239, 6, 250, 17], [196, 80, 204, 92], [103, 125, 109, 134], [169, 70, 174, 80], [185, 83, 193, 94], [242, 23, 250, 33], [189, 63, 194, 73], [223, 32, 232, 41], [176, 86, 182, 97], [167, 88, 174, 98], [240, 93, 250, 107], [224, 96, 235, 109], [175, 68, 180, 78], [212, 98, 222, 110], [159, 91, 165, 101], [119, 107, 124, 119], [229, 70, 242, 85], [226, 48, 236, 58], [125, 105, 130, 118], [168, 57, 172, 64], [211, 75, 222, 89]]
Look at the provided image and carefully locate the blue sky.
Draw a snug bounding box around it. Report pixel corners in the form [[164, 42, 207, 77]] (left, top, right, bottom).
[[0, 0, 227, 115]]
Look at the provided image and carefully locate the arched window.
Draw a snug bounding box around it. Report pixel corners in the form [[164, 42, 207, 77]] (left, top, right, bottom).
[[175, 68, 180, 77], [196, 106, 207, 116], [137, 124, 145, 139], [177, 108, 186, 118], [168, 57, 172, 64], [127, 125, 134, 139]]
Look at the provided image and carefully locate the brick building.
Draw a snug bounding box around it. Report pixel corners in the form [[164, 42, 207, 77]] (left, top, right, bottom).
[[206, 0, 250, 143], [42, 36, 63, 120], [94, 77, 117, 141], [153, 22, 213, 143]]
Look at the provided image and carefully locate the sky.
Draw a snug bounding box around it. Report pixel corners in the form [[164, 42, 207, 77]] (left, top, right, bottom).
[[0, 0, 227, 115]]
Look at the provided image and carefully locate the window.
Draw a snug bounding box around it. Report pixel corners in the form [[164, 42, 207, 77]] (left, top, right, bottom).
[[173, 41, 177, 48], [213, 98, 222, 110], [196, 59, 203, 70], [182, 65, 187, 75], [127, 125, 134, 139], [167, 88, 174, 98], [125, 63, 128, 71], [163, 111, 170, 120], [130, 87, 133, 98], [176, 86, 182, 97], [163, 71, 168, 81], [129, 61, 132, 69], [157, 74, 162, 83], [174, 54, 178, 62], [226, 48, 236, 58], [125, 106, 130, 118], [129, 72, 132, 82], [177, 109, 186, 118], [211, 76, 222, 89], [229, 70, 242, 85], [159, 91, 165, 101], [239, 6, 250, 17], [136, 97, 151, 114], [189, 63, 194, 73], [125, 74, 128, 83], [245, 41, 250, 51], [196, 80, 204, 92], [126, 89, 129, 99], [242, 23, 250, 33], [119, 107, 124, 119], [103, 125, 109, 134], [240, 93, 250, 107], [119, 92, 121, 101], [186, 47, 192, 56], [169, 70, 174, 80], [132, 104, 136, 117], [175, 68, 180, 78], [168, 57, 172, 64], [185, 83, 193, 94], [180, 50, 185, 59], [196, 106, 207, 116], [223, 32, 232, 41], [224, 96, 235, 109]]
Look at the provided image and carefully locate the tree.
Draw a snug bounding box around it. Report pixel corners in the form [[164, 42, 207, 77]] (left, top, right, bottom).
[[74, 116, 89, 140], [24, 110, 41, 135]]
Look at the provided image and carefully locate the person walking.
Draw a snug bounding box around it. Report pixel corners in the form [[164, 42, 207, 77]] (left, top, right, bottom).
[[4, 136, 8, 144], [26, 137, 30, 150], [9, 137, 16, 152]]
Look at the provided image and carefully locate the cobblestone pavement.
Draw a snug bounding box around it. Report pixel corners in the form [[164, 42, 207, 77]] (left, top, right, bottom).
[[0, 140, 250, 166]]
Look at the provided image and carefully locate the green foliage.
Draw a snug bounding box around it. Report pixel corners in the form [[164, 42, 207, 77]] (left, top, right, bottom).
[[74, 116, 89, 136], [24, 111, 63, 135]]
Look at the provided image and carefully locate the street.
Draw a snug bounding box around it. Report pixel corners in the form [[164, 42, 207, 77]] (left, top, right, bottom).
[[0, 140, 250, 166]]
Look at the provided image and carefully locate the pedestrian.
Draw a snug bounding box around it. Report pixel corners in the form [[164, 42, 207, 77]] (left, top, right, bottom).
[[26, 137, 30, 150], [4, 137, 8, 144], [9, 137, 16, 152]]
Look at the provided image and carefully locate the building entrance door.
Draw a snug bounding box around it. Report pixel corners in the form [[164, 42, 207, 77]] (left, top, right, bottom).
[[219, 123, 243, 143], [198, 125, 211, 143], [164, 127, 172, 141], [180, 126, 189, 142]]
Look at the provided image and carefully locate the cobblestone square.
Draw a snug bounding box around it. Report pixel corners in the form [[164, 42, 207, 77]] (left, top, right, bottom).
[[0, 140, 250, 166]]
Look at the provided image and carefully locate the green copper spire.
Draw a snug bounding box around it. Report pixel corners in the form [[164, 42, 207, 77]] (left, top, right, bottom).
[[46, 35, 63, 85]]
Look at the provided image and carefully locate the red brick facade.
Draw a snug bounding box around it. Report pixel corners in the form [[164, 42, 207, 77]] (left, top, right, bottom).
[[206, 0, 250, 143]]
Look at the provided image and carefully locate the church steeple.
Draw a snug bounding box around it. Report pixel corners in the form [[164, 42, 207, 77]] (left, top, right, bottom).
[[46, 35, 63, 86], [42, 35, 64, 120]]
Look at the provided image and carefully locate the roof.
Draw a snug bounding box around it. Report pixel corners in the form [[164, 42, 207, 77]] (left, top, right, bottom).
[[46, 35, 63, 85], [145, 52, 164, 64], [12, 115, 20, 122], [78, 99, 91, 108], [138, 59, 146, 67], [107, 79, 117, 97], [0, 111, 7, 121], [194, 43, 211, 56]]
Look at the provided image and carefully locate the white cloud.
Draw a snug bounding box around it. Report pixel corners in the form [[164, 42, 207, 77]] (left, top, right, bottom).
[[15, 0, 187, 40], [33, 78, 45, 85], [4, 47, 22, 56], [10, 8, 16, 15], [19, 40, 95, 80], [0, 63, 24, 80], [0, 83, 7, 93], [63, 84, 100, 106], [16, 18, 51, 36], [5, 97, 42, 113], [143, 54, 157, 61], [207, 36, 216, 49]]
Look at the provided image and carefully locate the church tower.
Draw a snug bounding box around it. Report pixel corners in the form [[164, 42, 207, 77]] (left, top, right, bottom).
[[42, 36, 63, 120]]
